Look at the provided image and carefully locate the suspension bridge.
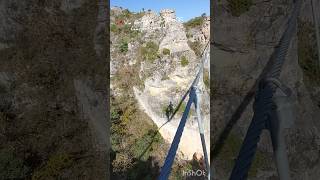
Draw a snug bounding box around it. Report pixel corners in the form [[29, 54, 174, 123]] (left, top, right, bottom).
[[158, 41, 210, 180], [158, 0, 320, 179]]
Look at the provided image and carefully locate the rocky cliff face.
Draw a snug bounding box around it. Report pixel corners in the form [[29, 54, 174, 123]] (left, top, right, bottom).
[[0, 1, 107, 179], [111, 8, 210, 160], [134, 9, 210, 160], [158, 9, 192, 53], [212, 0, 320, 179]]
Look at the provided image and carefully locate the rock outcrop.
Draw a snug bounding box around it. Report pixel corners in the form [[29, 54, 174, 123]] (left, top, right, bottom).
[[133, 9, 195, 54], [111, 7, 210, 159], [0, 1, 108, 179], [132, 9, 209, 159], [132, 11, 163, 32], [60, 0, 84, 12], [212, 0, 320, 179], [201, 16, 210, 40], [0, 1, 24, 50], [186, 16, 210, 45]]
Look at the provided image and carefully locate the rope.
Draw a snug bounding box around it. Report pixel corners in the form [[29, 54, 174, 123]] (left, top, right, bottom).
[[230, 1, 302, 179], [267, 0, 302, 80]]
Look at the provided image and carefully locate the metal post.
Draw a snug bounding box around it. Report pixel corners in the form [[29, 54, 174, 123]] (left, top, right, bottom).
[[269, 111, 291, 180], [194, 86, 210, 179]]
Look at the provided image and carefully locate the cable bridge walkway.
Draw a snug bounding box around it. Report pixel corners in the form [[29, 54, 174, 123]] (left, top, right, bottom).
[[159, 0, 303, 179], [158, 41, 210, 180]]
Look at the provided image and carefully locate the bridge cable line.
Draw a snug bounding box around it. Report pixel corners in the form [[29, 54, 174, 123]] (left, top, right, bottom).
[[229, 0, 302, 179], [158, 41, 210, 180]]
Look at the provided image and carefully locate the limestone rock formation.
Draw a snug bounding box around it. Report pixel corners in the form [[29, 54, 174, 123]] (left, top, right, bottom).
[[201, 16, 210, 40], [160, 9, 176, 23], [133, 10, 209, 159], [111, 7, 210, 160], [159, 9, 192, 53], [132, 11, 163, 32]]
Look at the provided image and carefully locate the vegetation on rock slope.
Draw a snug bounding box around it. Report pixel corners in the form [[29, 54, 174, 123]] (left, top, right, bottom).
[[140, 41, 160, 63], [227, 0, 252, 17], [110, 8, 208, 179], [188, 40, 203, 57], [184, 16, 205, 30], [110, 9, 167, 179], [180, 56, 189, 67]]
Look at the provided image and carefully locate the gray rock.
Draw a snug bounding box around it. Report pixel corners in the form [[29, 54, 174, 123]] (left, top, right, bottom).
[[213, 0, 320, 179]]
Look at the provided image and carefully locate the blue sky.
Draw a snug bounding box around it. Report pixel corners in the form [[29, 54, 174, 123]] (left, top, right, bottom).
[[110, 0, 210, 22]]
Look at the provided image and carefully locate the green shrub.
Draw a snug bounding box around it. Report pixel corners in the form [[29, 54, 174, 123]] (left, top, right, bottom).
[[111, 108, 120, 122], [139, 41, 159, 63], [119, 40, 128, 53], [161, 74, 170, 81], [111, 20, 140, 39], [203, 69, 210, 89], [162, 48, 170, 55], [116, 9, 132, 20], [180, 56, 189, 67], [227, 0, 252, 17], [110, 23, 118, 33], [111, 153, 133, 173], [129, 30, 140, 39], [134, 12, 145, 19], [184, 16, 204, 30], [120, 106, 135, 126], [122, 9, 132, 18], [145, 41, 158, 50], [131, 129, 162, 161], [122, 24, 131, 34], [159, 16, 165, 27], [32, 153, 73, 180], [110, 94, 164, 179]]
